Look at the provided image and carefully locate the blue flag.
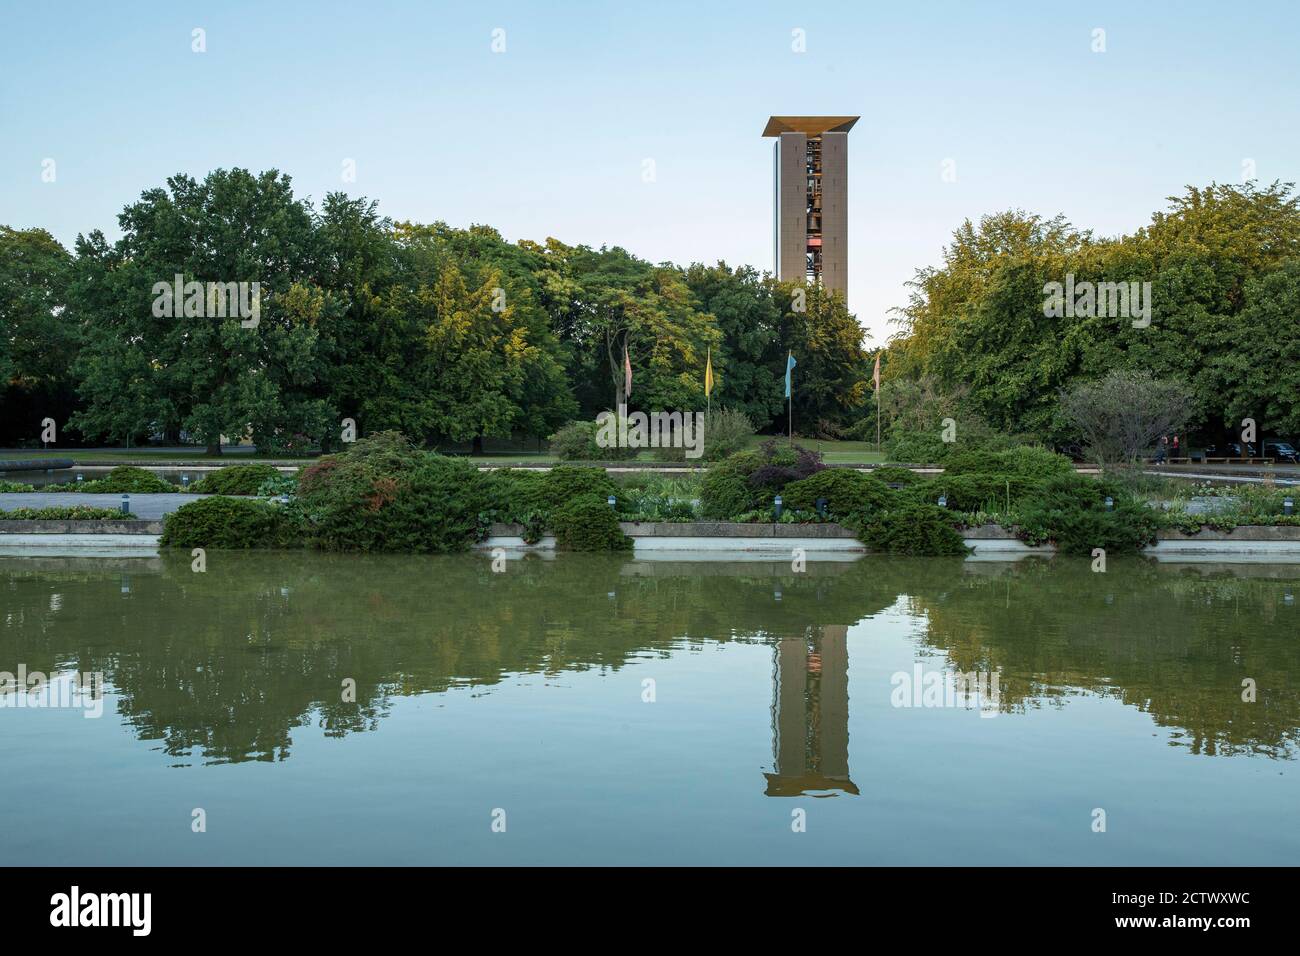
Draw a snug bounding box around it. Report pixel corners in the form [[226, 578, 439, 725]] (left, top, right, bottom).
[[784, 352, 796, 399]]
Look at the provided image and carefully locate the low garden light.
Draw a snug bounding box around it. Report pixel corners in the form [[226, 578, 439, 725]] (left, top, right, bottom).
[[774, 495, 783, 520], [181, 474, 189, 488], [1285, 497, 1294, 516], [607, 495, 616, 510], [120, 494, 130, 515], [75, 473, 83, 485], [815, 497, 828, 518], [1105, 496, 1114, 511], [937, 494, 947, 509]]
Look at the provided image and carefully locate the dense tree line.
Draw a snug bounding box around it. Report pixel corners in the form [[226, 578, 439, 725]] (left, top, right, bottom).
[[0, 168, 870, 451], [883, 181, 1300, 446]]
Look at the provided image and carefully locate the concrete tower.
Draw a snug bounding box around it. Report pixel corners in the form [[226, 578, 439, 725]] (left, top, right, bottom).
[[763, 115, 858, 295]]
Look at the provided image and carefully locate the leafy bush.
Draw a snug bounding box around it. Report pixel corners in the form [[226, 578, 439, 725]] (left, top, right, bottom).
[[296, 439, 494, 553], [483, 469, 549, 522], [653, 408, 754, 462], [614, 472, 702, 521], [540, 466, 618, 510], [699, 440, 825, 518], [548, 419, 638, 461], [943, 446, 1074, 479], [551, 494, 632, 551], [781, 468, 897, 519], [44, 465, 173, 493], [190, 463, 284, 495], [886, 429, 954, 464], [886, 424, 1024, 464], [0, 506, 123, 520], [848, 501, 969, 556], [905, 474, 1043, 512], [1014, 473, 1161, 554], [866, 466, 922, 486], [256, 472, 300, 498], [0, 479, 35, 492], [160, 496, 301, 549]]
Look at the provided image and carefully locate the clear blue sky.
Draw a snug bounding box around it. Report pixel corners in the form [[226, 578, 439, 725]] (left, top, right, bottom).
[[3, 0, 1297, 345]]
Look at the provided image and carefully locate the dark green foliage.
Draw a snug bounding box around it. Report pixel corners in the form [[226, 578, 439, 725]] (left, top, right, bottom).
[[160, 496, 300, 549], [296, 439, 493, 553], [849, 501, 969, 556], [699, 441, 824, 518], [886, 429, 955, 464], [905, 474, 1042, 512], [1014, 473, 1161, 554], [551, 494, 632, 551], [484, 469, 551, 522], [0, 505, 123, 520], [190, 463, 284, 495], [549, 420, 637, 461], [943, 446, 1074, 479], [539, 466, 617, 510], [0, 479, 35, 492], [781, 468, 897, 519], [652, 408, 754, 462], [44, 465, 172, 493], [866, 466, 922, 486], [699, 468, 755, 519]]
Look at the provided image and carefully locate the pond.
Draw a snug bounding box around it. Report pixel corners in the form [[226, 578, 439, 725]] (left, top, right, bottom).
[[1, 552, 1297, 865]]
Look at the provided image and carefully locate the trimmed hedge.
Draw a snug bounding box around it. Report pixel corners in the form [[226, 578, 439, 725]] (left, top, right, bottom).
[[160, 496, 300, 549], [0, 479, 35, 493], [866, 466, 921, 486], [44, 465, 172, 493], [781, 469, 897, 519], [189, 463, 284, 495], [552, 494, 632, 551], [849, 501, 969, 556], [0, 505, 123, 520], [904, 474, 1043, 512], [943, 446, 1074, 480]]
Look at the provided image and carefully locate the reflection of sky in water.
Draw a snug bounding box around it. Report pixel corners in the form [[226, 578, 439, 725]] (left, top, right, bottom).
[[1, 553, 1297, 865]]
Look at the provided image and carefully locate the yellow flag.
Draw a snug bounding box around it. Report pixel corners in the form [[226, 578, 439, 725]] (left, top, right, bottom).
[[704, 347, 714, 397]]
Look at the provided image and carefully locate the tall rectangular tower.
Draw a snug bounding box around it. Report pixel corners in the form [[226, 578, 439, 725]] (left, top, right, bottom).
[[763, 116, 858, 295]]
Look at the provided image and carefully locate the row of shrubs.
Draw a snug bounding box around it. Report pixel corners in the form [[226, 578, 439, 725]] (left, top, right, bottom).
[[158, 434, 1148, 557], [35, 464, 293, 495], [697, 440, 1161, 555], [0, 505, 125, 520], [161, 432, 632, 553]]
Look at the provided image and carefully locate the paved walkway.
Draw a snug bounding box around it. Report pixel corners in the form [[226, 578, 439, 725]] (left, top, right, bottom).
[[0, 493, 208, 520]]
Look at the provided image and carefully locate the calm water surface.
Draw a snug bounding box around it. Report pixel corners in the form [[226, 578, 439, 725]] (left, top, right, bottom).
[[2, 552, 1297, 865]]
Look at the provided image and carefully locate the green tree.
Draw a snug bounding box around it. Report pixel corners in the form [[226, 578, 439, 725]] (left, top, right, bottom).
[[0, 226, 77, 444]]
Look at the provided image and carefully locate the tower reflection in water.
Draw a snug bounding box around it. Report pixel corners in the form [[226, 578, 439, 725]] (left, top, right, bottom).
[[765, 624, 858, 797]]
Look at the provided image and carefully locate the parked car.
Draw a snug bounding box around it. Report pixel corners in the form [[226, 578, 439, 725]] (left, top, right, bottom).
[[1202, 442, 1258, 459], [1263, 440, 1300, 463]]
